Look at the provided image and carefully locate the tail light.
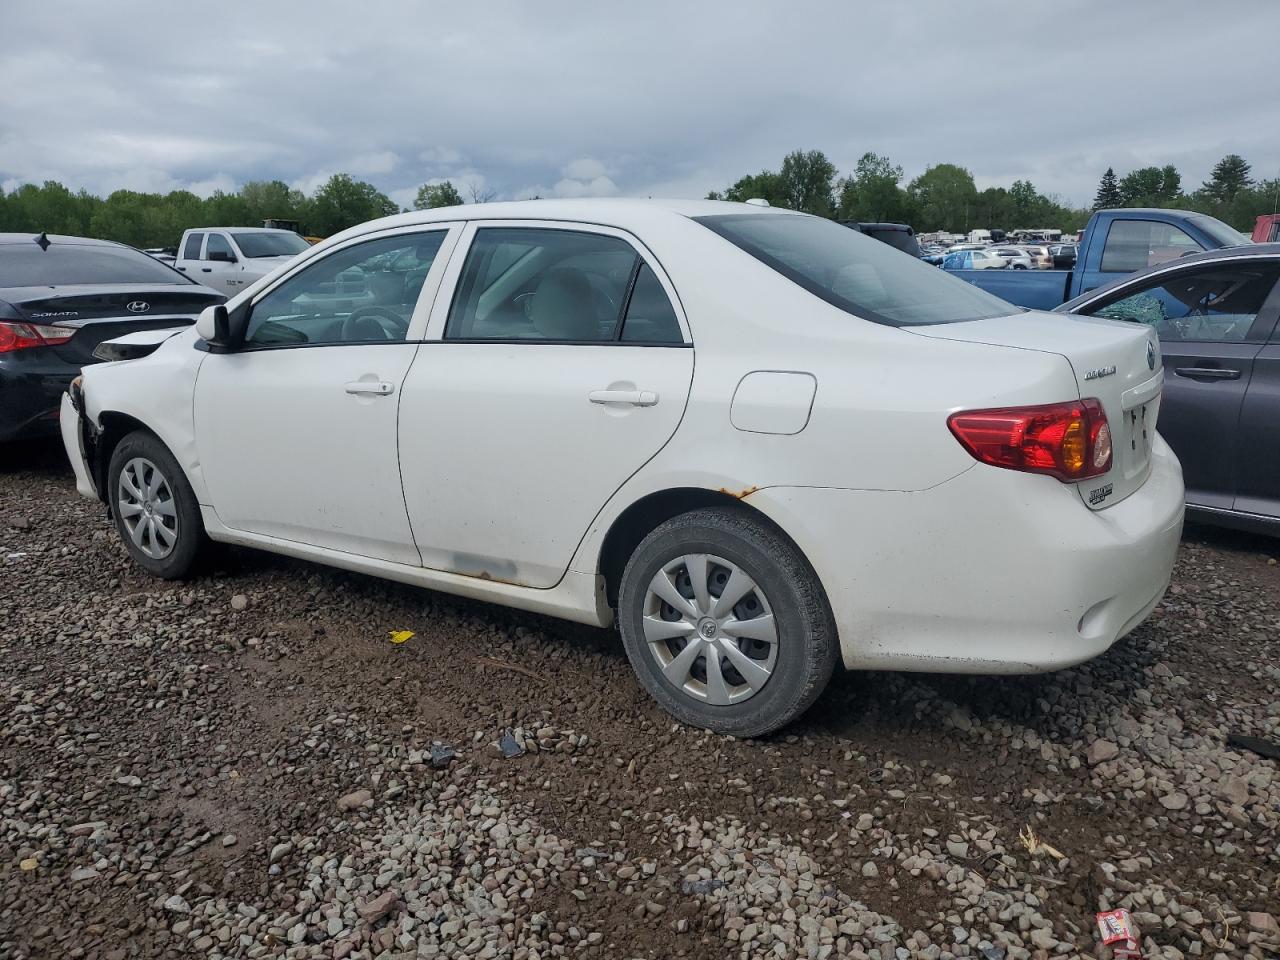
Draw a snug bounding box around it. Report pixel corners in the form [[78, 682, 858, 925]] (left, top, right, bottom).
[[948, 399, 1112, 482], [0, 320, 75, 354]]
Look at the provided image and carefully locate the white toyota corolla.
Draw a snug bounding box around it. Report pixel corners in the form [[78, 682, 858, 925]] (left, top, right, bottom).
[[61, 199, 1184, 736]]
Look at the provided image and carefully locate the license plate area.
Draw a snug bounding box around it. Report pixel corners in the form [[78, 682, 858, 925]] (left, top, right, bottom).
[[1123, 400, 1154, 478]]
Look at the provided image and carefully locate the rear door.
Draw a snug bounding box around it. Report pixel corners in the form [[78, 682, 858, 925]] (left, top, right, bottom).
[[1233, 289, 1280, 519], [398, 221, 694, 588], [1084, 259, 1280, 509]]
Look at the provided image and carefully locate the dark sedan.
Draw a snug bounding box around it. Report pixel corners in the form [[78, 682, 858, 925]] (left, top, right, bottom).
[[0, 234, 224, 442], [1059, 243, 1280, 534]]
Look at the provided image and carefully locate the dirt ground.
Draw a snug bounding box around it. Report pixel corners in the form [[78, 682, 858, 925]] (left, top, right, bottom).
[[2, 439, 1278, 960]]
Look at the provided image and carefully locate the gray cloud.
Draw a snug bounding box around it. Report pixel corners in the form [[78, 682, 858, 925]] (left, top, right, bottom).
[[2, 1, 1277, 208]]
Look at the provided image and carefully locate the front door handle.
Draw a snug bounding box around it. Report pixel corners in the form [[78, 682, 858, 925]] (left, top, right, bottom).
[[201, 267, 212, 273], [1173, 366, 1241, 381], [589, 389, 658, 407], [345, 380, 395, 396]]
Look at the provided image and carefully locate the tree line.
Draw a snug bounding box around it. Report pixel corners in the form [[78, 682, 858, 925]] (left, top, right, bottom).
[[709, 150, 1279, 236], [1, 152, 1275, 250], [0, 174, 483, 250]]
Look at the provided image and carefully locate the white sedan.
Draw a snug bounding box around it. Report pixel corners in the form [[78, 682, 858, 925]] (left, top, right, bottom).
[[61, 199, 1184, 736]]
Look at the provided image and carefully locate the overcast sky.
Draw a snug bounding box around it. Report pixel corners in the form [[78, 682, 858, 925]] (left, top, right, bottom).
[[3, 2, 1278, 209]]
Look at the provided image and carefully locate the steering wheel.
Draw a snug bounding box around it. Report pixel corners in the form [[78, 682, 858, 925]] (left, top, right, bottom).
[[339, 305, 408, 342]]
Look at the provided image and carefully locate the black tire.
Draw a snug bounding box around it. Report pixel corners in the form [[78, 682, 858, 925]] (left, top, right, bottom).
[[107, 430, 208, 579], [617, 507, 838, 737]]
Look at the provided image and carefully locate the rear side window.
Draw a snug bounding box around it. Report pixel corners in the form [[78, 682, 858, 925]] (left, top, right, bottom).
[[0, 242, 189, 286], [1100, 220, 1202, 273], [446, 228, 638, 342], [696, 214, 1012, 326], [182, 233, 204, 260], [621, 263, 682, 343]]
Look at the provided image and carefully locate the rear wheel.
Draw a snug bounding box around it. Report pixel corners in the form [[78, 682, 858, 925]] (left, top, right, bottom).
[[108, 431, 208, 579], [618, 508, 838, 737]]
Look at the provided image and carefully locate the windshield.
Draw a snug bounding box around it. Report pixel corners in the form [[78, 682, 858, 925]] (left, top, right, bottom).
[[232, 232, 310, 258], [1188, 215, 1251, 248], [696, 213, 1015, 326], [0, 242, 190, 287]]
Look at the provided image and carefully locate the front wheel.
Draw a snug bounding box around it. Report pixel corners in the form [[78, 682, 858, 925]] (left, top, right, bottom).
[[617, 508, 838, 737], [108, 431, 208, 579]]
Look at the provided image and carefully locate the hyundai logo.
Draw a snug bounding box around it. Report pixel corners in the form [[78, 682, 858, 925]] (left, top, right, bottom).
[[1146, 340, 1156, 371], [126, 301, 150, 313]]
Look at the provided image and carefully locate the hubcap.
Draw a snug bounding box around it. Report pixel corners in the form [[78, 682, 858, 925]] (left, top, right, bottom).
[[642, 554, 778, 706], [117, 457, 178, 560]]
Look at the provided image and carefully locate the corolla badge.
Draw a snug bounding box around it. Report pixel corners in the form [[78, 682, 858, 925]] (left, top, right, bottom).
[[1147, 340, 1157, 370], [1084, 365, 1116, 381], [126, 301, 150, 313]]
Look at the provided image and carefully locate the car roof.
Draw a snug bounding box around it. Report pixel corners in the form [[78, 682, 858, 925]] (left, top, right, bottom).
[[0, 232, 126, 248]]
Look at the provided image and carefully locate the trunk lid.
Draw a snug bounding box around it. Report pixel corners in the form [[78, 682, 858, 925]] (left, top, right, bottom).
[[4, 283, 223, 365], [911, 311, 1163, 509]]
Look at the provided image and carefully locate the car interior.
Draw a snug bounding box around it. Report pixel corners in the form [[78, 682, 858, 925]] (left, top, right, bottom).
[[1094, 265, 1280, 341]]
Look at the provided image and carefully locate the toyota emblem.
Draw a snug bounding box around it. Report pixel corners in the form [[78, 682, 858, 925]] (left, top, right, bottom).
[[1146, 340, 1156, 370], [126, 301, 150, 313]]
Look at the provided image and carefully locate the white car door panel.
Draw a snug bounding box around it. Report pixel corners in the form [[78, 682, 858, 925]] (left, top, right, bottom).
[[399, 220, 694, 588], [193, 225, 460, 562], [399, 344, 693, 586]]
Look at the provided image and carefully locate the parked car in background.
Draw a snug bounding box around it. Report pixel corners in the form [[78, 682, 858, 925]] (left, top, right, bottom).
[[1058, 243, 1280, 535], [143, 247, 177, 265], [1050, 243, 1079, 269], [1, 233, 223, 442], [1253, 214, 1280, 243], [948, 209, 1251, 310], [174, 227, 311, 297], [61, 199, 1182, 736], [1022, 245, 1053, 269], [943, 248, 1007, 270], [921, 245, 947, 266], [839, 221, 922, 257], [989, 247, 1034, 269]]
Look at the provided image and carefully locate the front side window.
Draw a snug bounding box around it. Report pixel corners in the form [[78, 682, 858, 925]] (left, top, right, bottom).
[[699, 214, 1013, 326], [1091, 261, 1280, 342], [182, 233, 204, 261], [244, 231, 446, 347], [446, 228, 639, 342], [205, 234, 234, 261], [1100, 220, 1203, 273]]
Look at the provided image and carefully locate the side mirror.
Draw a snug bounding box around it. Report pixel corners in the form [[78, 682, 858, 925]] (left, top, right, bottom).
[[196, 304, 247, 352], [208, 250, 237, 263]]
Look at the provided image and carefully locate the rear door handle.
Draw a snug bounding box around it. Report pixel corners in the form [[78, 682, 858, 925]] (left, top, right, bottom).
[[1173, 366, 1241, 381], [201, 267, 212, 273], [589, 389, 658, 407], [345, 380, 395, 396]]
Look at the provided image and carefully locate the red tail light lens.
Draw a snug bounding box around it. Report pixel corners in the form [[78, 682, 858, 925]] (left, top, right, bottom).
[[948, 399, 1112, 482], [0, 320, 75, 353]]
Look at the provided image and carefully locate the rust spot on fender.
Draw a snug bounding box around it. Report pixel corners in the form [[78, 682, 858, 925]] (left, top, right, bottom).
[[718, 485, 760, 500]]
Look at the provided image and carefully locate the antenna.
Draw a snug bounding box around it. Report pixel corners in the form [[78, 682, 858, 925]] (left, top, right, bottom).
[[34, 232, 50, 251]]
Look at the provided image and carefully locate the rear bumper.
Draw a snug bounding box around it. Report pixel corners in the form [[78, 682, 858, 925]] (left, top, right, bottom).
[[0, 353, 78, 442], [749, 434, 1185, 673]]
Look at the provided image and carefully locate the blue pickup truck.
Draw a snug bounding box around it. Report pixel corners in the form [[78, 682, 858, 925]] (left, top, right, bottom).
[[946, 208, 1251, 310]]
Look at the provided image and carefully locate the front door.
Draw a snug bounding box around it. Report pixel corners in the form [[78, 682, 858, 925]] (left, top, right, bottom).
[[398, 222, 694, 588], [193, 225, 458, 562], [200, 234, 241, 296], [1089, 258, 1280, 509]]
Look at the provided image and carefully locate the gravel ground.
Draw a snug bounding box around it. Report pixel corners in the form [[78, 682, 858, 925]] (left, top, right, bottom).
[[2, 439, 1278, 960]]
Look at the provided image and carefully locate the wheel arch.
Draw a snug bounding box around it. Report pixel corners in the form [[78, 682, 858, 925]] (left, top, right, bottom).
[[93, 411, 158, 505], [596, 486, 817, 608]]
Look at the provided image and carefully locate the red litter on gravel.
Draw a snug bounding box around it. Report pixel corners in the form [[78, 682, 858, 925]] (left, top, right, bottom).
[[1097, 909, 1141, 959]]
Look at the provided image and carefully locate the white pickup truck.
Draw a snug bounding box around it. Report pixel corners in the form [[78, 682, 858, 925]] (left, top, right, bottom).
[[173, 227, 310, 297]]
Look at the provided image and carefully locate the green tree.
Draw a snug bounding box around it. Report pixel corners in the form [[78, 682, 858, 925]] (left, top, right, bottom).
[[306, 174, 398, 236], [1093, 168, 1122, 209], [777, 149, 836, 216], [907, 163, 978, 232], [836, 152, 912, 223], [414, 180, 464, 210], [1202, 154, 1252, 204], [239, 179, 307, 225], [1118, 166, 1182, 207], [723, 170, 788, 208]]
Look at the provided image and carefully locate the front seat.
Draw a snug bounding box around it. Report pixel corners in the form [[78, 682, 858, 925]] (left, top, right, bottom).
[[528, 268, 597, 340]]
